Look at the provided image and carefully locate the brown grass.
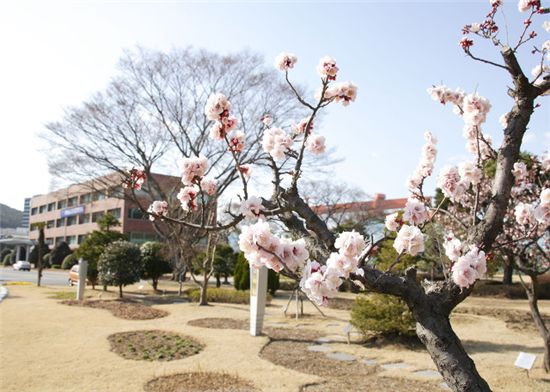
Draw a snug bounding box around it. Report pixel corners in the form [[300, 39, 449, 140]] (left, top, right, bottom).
[[108, 330, 202, 361], [454, 307, 549, 333], [61, 299, 168, 320], [301, 376, 440, 392], [188, 317, 248, 330], [144, 371, 259, 392]]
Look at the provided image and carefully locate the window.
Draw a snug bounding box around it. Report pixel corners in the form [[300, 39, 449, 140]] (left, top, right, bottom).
[[92, 211, 105, 223], [57, 200, 67, 209], [67, 196, 78, 207], [127, 207, 145, 220], [80, 193, 92, 204], [79, 214, 90, 224], [129, 232, 158, 244], [47, 202, 55, 211], [56, 218, 66, 228], [39, 205, 46, 213], [45, 238, 53, 245], [107, 208, 121, 219], [66, 216, 77, 226], [66, 235, 77, 246], [78, 234, 87, 244], [31, 207, 38, 216], [46, 220, 55, 229], [55, 236, 65, 245], [92, 192, 106, 202]]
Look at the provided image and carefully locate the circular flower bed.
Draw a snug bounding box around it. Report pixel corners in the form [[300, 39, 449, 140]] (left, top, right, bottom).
[[144, 372, 258, 392], [108, 330, 202, 361]]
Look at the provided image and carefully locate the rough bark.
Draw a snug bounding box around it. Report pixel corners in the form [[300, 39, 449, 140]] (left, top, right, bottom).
[[502, 262, 513, 285], [199, 277, 208, 306], [36, 226, 45, 287], [525, 274, 550, 372]]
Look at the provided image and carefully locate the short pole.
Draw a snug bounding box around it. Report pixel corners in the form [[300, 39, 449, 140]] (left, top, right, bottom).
[[77, 258, 87, 301]]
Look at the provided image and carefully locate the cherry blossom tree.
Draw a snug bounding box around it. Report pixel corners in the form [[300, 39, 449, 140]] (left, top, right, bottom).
[[128, 2, 549, 391]]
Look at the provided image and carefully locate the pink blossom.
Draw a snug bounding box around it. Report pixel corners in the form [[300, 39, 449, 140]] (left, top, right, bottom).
[[200, 177, 217, 196], [274, 52, 298, 71], [147, 200, 168, 221], [204, 93, 231, 121], [462, 93, 491, 126], [327, 81, 358, 106], [326, 252, 358, 279], [228, 130, 245, 153], [238, 164, 252, 178], [515, 202, 535, 225], [180, 155, 208, 185], [512, 162, 528, 182], [316, 56, 339, 80], [334, 231, 366, 258], [459, 161, 482, 186], [300, 261, 341, 305], [292, 117, 314, 135], [177, 186, 200, 212], [239, 196, 265, 219], [306, 134, 326, 155], [238, 220, 284, 272], [451, 262, 478, 289], [122, 167, 146, 190], [260, 114, 272, 126], [385, 212, 400, 232], [408, 131, 438, 192], [279, 238, 309, 272], [262, 127, 293, 160], [437, 165, 467, 201], [443, 232, 462, 262], [403, 197, 429, 225], [518, 0, 534, 12], [427, 85, 465, 106], [393, 224, 425, 256]]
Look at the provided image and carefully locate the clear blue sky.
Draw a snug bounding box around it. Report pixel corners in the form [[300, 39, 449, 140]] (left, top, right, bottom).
[[1, 0, 548, 210]]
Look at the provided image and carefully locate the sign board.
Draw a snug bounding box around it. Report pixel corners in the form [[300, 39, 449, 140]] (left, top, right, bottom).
[[60, 205, 85, 218], [514, 352, 536, 370], [249, 266, 268, 336]]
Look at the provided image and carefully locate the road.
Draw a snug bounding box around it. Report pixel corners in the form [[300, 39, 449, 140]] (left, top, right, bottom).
[[0, 267, 69, 286]]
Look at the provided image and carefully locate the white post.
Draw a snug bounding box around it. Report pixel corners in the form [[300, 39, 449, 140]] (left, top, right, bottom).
[[76, 258, 88, 301], [25, 245, 30, 261], [249, 266, 268, 336]]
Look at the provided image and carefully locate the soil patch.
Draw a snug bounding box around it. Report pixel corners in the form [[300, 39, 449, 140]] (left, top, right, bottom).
[[361, 333, 424, 350], [454, 307, 549, 333], [144, 372, 258, 392], [301, 376, 439, 392], [188, 317, 323, 342], [61, 299, 168, 320], [188, 317, 248, 330], [260, 340, 373, 378], [108, 330, 202, 361]]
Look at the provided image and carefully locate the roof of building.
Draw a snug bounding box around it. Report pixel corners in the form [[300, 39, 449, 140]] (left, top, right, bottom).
[[312, 193, 424, 217]]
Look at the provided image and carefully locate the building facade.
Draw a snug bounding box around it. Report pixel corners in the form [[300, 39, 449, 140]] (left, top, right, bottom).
[[28, 173, 179, 247]]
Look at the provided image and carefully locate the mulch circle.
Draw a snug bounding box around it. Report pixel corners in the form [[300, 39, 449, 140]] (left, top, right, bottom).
[[108, 330, 203, 361], [188, 317, 248, 330], [144, 372, 259, 392], [61, 299, 168, 320]]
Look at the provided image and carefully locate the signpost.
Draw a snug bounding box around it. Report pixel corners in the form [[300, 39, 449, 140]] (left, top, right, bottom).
[[249, 266, 268, 336], [76, 258, 88, 301]]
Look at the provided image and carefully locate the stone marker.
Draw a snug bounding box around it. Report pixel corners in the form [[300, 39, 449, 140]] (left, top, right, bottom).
[[380, 362, 411, 370], [362, 358, 378, 366], [308, 345, 331, 352], [326, 352, 356, 361], [414, 370, 442, 379]]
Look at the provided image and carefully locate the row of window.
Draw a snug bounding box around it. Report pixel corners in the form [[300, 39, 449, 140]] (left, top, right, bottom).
[[34, 209, 122, 230], [30, 191, 118, 216], [45, 232, 157, 246]]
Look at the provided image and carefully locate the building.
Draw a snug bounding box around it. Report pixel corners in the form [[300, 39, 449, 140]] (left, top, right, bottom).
[[21, 198, 30, 229], [28, 173, 180, 247]]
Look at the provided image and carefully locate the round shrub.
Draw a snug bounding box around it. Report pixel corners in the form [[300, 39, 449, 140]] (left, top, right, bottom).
[[43, 253, 52, 268], [28, 243, 50, 265], [98, 240, 142, 298], [0, 249, 12, 262], [350, 294, 415, 337], [50, 241, 72, 266], [61, 253, 79, 270]]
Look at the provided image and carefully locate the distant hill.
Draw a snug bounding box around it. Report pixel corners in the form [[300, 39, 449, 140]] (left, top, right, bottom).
[[0, 203, 23, 228]]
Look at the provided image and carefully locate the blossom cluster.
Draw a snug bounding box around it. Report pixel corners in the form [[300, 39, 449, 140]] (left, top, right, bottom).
[[444, 232, 487, 289], [238, 220, 309, 273], [239, 196, 265, 219], [407, 131, 438, 192], [122, 167, 146, 190], [147, 200, 168, 221], [300, 231, 366, 305], [515, 188, 550, 227]]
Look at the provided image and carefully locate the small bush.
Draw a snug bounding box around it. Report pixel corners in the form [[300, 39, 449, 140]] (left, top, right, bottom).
[[186, 287, 271, 305], [0, 249, 12, 262], [51, 264, 62, 269], [98, 240, 142, 297], [50, 242, 72, 266], [2, 252, 14, 266], [43, 253, 52, 268], [61, 253, 79, 270], [350, 294, 415, 337], [29, 243, 50, 265], [233, 252, 280, 295]]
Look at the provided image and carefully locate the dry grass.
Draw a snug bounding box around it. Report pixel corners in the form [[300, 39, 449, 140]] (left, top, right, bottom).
[[108, 330, 202, 361], [61, 299, 168, 320], [144, 371, 259, 392], [301, 376, 440, 392], [188, 317, 248, 330], [454, 306, 549, 333]]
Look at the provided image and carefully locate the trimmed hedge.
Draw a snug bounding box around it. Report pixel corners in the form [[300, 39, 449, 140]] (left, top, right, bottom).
[[186, 287, 271, 305], [61, 253, 79, 270], [351, 294, 415, 337]]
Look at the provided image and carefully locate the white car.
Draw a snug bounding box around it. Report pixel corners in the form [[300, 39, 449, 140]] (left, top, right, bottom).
[[13, 261, 31, 271]]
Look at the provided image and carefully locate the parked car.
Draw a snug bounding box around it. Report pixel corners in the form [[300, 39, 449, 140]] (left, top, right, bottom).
[[13, 261, 31, 271], [68, 264, 92, 286]]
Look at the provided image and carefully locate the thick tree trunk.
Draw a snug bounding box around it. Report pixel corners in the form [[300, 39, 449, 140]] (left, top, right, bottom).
[[118, 285, 123, 298], [152, 279, 158, 291], [525, 274, 550, 372], [502, 258, 513, 285], [412, 305, 491, 392], [199, 272, 208, 306]]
